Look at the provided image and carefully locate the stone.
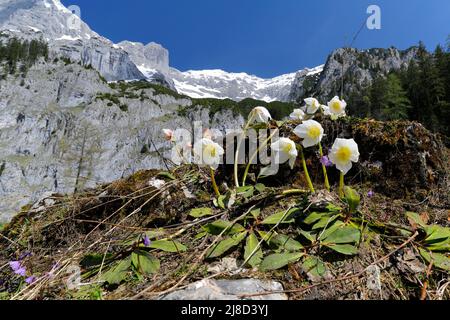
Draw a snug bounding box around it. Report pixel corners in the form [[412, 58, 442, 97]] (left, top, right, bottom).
[[161, 279, 288, 300]]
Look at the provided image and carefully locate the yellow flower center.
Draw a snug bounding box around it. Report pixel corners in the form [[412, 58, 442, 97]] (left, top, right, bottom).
[[336, 146, 352, 163], [283, 143, 293, 153], [205, 145, 217, 158], [331, 101, 342, 113], [307, 126, 321, 139]]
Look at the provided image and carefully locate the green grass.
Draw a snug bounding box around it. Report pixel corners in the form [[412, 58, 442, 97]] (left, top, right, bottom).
[[109, 81, 188, 100], [96, 93, 121, 105]]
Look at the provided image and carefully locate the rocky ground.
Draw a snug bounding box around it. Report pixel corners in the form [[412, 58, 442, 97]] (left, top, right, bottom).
[[0, 117, 448, 300]]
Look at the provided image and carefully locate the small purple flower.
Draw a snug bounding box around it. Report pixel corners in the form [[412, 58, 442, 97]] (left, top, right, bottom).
[[16, 267, 27, 277], [320, 155, 333, 167], [25, 276, 36, 285], [9, 260, 27, 276], [9, 261, 21, 271], [367, 191, 375, 198], [143, 235, 151, 247]]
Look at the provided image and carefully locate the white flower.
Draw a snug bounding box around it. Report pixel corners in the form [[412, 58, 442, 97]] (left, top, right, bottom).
[[327, 96, 347, 119], [304, 97, 320, 114], [320, 105, 330, 114], [271, 138, 298, 169], [250, 106, 272, 123], [163, 129, 175, 142], [289, 109, 305, 121], [193, 138, 224, 169], [203, 128, 213, 139], [329, 138, 360, 174], [293, 120, 324, 148]]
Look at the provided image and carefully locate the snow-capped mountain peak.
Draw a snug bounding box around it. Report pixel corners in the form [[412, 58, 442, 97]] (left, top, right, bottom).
[[167, 68, 298, 102]]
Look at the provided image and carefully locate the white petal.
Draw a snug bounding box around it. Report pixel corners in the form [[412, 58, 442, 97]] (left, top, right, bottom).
[[302, 137, 317, 148], [293, 125, 308, 138], [336, 161, 353, 175], [274, 151, 290, 164], [306, 104, 319, 114], [271, 140, 281, 152], [289, 147, 298, 158], [288, 156, 296, 169], [304, 98, 315, 105]]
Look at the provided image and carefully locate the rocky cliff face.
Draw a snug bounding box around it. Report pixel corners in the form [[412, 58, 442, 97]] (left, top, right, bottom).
[[0, 0, 145, 81], [289, 47, 419, 102], [117, 41, 170, 76], [0, 57, 244, 222]]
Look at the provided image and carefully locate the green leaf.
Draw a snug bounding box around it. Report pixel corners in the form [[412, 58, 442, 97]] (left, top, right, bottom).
[[260, 252, 304, 271], [131, 250, 160, 275], [424, 225, 450, 243], [326, 203, 343, 212], [322, 226, 360, 245], [304, 212, 331, 225], [189, 207, 214, 218], [157, 171, 176, 180], [216, 195, 226, 209], [317, 221, 345, 241], [406, 211, 427, 228], [149, 239, 187, 253], [80, 253, 113, 268], [302, 256, 327, 278], [250, 208, 261, 219], [312, 215, 339, 230], [298, 230, 317, 243], [206, 231, 247, 258], [102, 258, 131, 285], [195, 231, 207, 239], [263, 232, 303, 251], [426, 238, 450, 251], [326, 244, 359, 255], [216, 191, 237, 209], [236, 186, 254, 194], [202, 220, 246, 235], [255, 183, 266, 193], [244, 232, 263, 268], [261, 208, 299, 225], [236, 186, 254, 198], [419, 248, 450, 271], [343, 187, 360, 213]]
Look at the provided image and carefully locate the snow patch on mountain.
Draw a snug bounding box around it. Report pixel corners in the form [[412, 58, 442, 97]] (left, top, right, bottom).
[[169, 69, 297, 102]]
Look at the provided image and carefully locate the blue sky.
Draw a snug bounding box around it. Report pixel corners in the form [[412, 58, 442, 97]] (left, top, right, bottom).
[[61, 0, 449, 78]]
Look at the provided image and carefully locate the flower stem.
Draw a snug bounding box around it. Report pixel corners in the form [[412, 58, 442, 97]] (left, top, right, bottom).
[[210, 167, 221, 197], [234, 114, 255, 188], [300, 147, 315, 193], [242, 128, 279, 186], [318, 142, 330, 191], [339, 172, 345, 198]]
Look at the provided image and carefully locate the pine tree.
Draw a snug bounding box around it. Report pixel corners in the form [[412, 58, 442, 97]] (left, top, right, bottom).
[[380, 74, 411, 120]]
